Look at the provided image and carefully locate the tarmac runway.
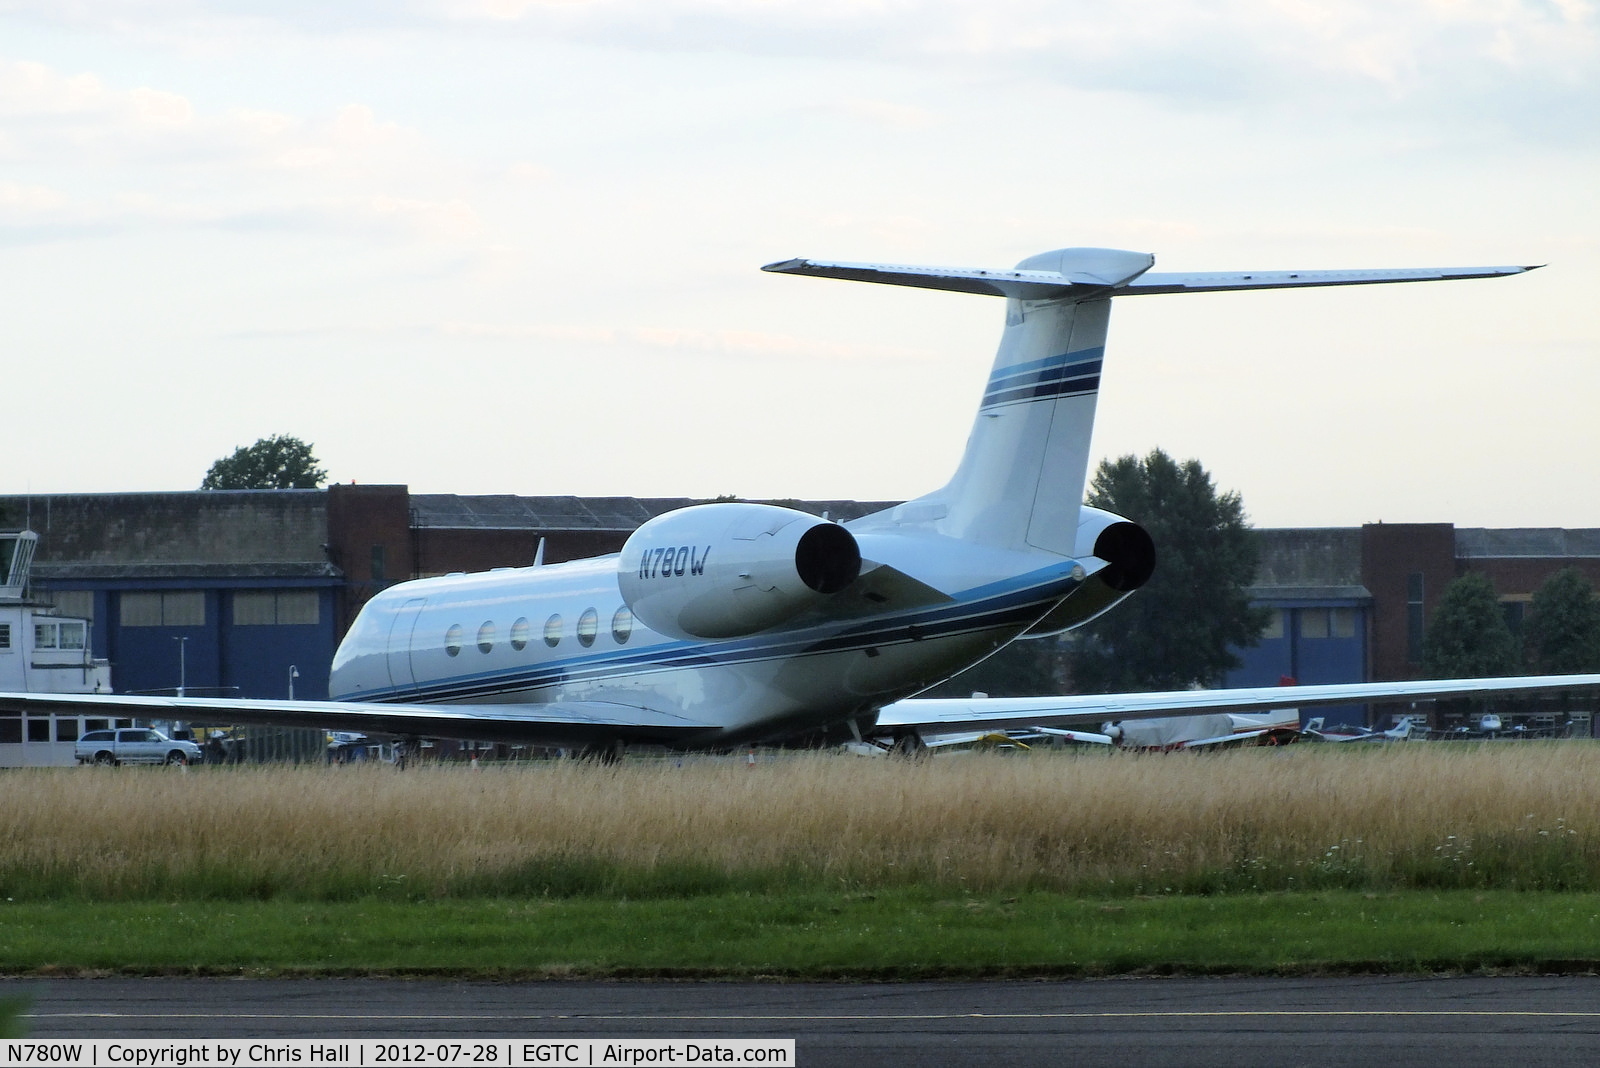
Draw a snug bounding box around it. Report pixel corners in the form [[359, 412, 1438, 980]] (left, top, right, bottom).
[[8, 975, 1600, 1067]]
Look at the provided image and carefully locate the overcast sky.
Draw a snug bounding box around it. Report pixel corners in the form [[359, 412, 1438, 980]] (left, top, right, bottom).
[[3, 1, 1596, 529]]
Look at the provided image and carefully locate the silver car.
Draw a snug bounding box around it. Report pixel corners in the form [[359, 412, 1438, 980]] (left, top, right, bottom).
[[75, 728, 204, 766]]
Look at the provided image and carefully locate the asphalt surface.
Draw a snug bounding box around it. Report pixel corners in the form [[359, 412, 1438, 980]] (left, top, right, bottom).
[[8, 975, 1600, 1067]]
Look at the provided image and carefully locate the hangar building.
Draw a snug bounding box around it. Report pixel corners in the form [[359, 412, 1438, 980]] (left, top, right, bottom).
[[2, 488, 1596, 762]]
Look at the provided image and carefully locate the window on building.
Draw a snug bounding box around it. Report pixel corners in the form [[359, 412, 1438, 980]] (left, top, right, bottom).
[[1300, 609, 1330, 640], [1260, 610, 1285, 640], [1406, 573, 1425, 663], [1501, 599, 1527, 635], [0, 622, 9, 651], [27, 718, 50, 743], [122, 591, 205, 627], [1331, 608, 1357, 639], [36, 620, 87, 649], [56, 718, 79, 742], [49, 590, 94, 622], [234, 590, 320, 626], [371, 545, 387, 583], [0, 716, 19, 744]]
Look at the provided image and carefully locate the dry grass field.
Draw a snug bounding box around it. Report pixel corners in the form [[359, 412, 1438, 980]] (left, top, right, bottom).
[[3, 743, 1598, 900]]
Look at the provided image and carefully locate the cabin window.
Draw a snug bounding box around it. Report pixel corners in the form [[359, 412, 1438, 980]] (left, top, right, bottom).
[[611, 606, 634, 645], [444, 624, 464, 657], [577, 608, 599, 648], [544, 614, 563, 648], [477, 622, 495, 654], [510, 617, 530, 651]]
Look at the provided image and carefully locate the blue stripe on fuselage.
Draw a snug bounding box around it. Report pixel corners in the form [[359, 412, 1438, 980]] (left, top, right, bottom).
[[344, 560, 1086, 705]]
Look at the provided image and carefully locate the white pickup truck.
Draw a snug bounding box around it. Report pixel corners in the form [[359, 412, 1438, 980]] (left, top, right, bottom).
[[75, 728, 203, 766]]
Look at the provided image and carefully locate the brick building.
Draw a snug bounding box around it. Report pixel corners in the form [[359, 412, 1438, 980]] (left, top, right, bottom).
[[4, 489, 1596, 732]]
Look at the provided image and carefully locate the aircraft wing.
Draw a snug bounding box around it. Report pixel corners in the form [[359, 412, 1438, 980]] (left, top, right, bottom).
[[0, 691, 717, 748], [873, 673, 1600, 735]]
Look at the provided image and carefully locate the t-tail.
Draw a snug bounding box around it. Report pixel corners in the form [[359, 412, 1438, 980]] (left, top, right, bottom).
[[764, 248, 1538, 559]]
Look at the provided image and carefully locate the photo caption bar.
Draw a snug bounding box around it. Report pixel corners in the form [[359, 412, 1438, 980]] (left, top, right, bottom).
[[1, 1040, 796, 1067]]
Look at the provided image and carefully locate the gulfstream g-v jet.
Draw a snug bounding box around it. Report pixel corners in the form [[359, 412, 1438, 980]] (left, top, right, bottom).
[[7, 248, 1598, 749]]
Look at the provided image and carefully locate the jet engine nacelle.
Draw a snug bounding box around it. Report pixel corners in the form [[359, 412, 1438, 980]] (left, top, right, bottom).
[[618, 502, 862, 640], [1075, 506, 1156, 594], [1020, 506, 1156, 637]]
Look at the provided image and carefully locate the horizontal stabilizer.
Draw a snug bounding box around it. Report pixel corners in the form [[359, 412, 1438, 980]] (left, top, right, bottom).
[[764, 255, 1537, 301], [1123, 264, 1539, 295], [761, 254, 1153, 300]]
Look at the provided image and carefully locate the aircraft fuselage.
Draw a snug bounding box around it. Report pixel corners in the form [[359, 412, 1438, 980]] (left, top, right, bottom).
[[328, 528, 1105, 747]]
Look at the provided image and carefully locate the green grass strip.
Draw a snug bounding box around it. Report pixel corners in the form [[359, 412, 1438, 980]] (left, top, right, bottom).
[[5, 890, 1600, 978]]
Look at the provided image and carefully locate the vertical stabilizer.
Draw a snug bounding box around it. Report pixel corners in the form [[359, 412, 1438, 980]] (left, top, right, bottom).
[[824, 247, 1153, 555], [762, 247, 1530, 556]]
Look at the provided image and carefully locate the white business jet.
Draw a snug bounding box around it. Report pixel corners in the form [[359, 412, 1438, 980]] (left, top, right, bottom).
[[7, 248, 1598, 751]]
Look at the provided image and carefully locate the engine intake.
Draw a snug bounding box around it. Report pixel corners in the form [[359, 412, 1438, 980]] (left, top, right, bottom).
[[1092, 520, 1155, 592], [619, 502, 861, 640]]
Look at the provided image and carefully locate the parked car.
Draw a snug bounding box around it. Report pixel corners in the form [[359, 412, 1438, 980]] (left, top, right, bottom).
[[75, 728, 203, 766]]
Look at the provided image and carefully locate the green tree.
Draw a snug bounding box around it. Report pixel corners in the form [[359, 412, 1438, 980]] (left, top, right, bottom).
[[1421, 572, 1520, 677], [921, 637, 1065, 698], [1069, 449, 1267, 693], [1523, 567, 1600, 674], [200, 435, 328, 490]]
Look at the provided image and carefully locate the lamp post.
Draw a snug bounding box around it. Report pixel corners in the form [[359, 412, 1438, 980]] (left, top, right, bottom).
[[173, 636, 187, 697], [289, 665, 299, 700]]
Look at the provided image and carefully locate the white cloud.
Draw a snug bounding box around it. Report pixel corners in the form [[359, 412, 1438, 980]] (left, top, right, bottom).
[[0, 60, 492, 247]]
